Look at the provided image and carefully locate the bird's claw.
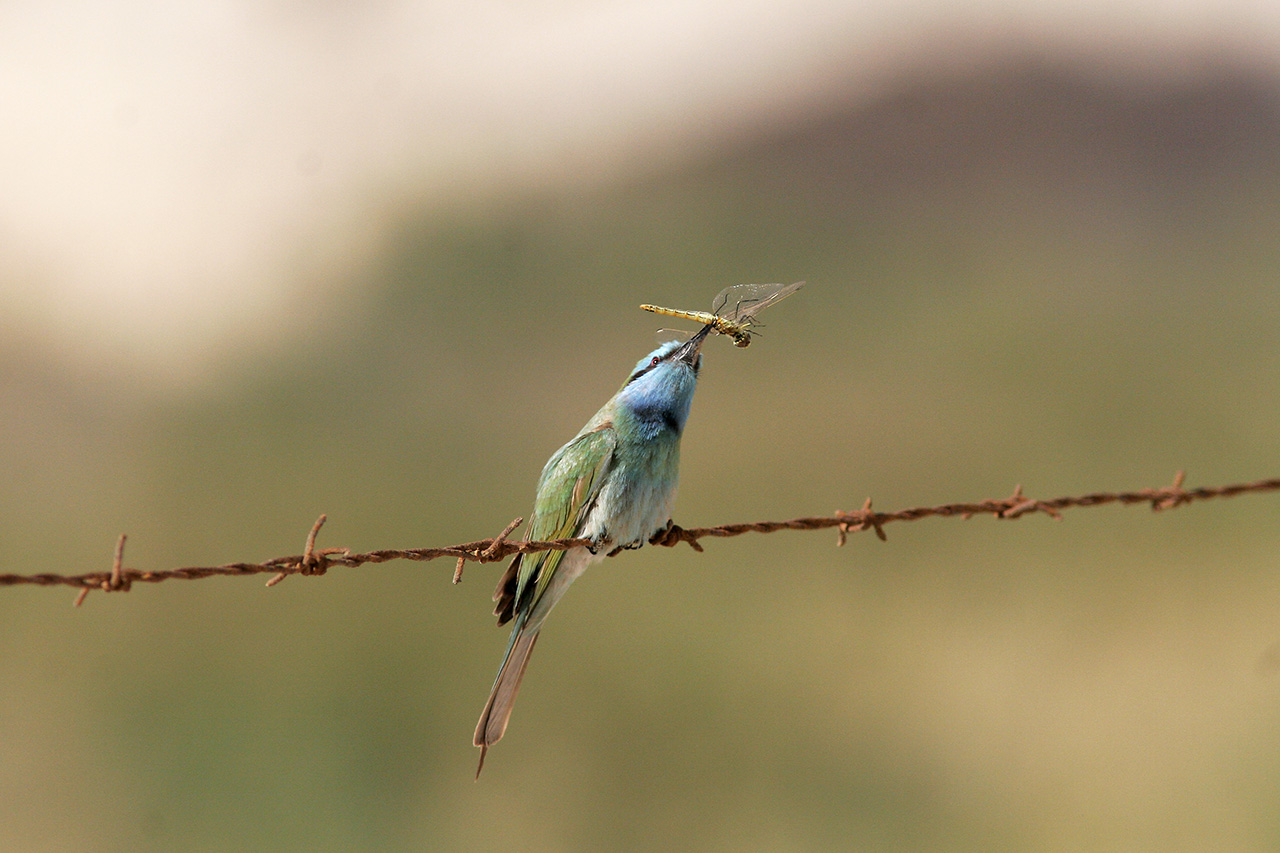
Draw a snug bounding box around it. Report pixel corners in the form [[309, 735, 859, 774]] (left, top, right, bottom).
[[589, 528, 652, 557]]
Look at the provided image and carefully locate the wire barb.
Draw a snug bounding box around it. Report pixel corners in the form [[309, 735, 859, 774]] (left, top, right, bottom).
[[455, 517, 524, 584], [265, 515, 348, 588], [997, 485, 1062, 520], [72, 533, 131, 607], [836, 497, 888, 544], [649, 521, 704, 552], [5, 472, 1280, 600], [1150, 469, 1190, 511]]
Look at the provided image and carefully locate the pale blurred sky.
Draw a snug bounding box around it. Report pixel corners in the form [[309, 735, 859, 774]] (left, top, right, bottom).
[[2, 0, 1277, 385]]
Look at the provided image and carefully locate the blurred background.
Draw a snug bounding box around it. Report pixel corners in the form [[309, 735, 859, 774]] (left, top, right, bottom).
[[4, 1, 1280, 850]]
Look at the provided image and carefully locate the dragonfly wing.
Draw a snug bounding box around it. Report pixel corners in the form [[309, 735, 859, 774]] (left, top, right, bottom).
[[717, 281, 806, 323]]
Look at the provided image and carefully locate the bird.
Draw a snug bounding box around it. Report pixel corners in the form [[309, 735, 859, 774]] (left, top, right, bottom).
[[473, 323, 711, 778]]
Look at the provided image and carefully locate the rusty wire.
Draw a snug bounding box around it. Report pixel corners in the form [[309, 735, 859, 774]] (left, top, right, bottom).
[[2, 471, 1277, 606]]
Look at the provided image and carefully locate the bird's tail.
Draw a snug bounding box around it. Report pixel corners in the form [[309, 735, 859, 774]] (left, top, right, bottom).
[[473, 622, 540, 779]]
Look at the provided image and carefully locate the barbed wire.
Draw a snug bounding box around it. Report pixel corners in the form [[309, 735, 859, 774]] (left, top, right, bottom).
[[1, 471, 1276, 607]]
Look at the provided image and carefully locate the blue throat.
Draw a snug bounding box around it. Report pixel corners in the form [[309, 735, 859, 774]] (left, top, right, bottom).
[[618, 370, 696, 439]]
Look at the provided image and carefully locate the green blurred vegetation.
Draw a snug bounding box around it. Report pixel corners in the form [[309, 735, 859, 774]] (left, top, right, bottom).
[[5, 58, 1280, 851]]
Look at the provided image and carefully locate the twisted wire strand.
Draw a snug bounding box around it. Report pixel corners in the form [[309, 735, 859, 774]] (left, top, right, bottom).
[[2, 472, 1277, 606]]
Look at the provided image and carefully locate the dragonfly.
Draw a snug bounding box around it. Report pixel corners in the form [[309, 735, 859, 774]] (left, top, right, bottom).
[[640, 281, 805, 348]]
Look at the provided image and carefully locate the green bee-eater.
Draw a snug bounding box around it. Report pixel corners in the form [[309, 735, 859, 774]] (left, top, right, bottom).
[[474, 324, 711, 777]]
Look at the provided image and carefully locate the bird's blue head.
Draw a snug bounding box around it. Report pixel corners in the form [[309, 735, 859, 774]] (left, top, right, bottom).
[[615, 325, 709, 437]]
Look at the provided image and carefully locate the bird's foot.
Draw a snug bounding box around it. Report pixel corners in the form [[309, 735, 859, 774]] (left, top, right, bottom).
[[586, 531, 609, 555], [604, 537, 648, 558]]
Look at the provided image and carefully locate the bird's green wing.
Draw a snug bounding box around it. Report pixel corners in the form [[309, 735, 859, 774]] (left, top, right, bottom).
[[514, 423, 616, 613]]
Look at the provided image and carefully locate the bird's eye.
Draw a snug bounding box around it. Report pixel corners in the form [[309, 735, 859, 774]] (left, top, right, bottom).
[[650, 356, 661, 367]]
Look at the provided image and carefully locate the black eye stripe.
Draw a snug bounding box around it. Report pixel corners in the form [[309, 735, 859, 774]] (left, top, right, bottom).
[[627, 365, 654, 384], [627, 352, 669, 384]]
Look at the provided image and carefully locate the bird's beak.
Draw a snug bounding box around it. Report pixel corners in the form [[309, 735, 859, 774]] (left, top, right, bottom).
[[673, 324, 711, 365]]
